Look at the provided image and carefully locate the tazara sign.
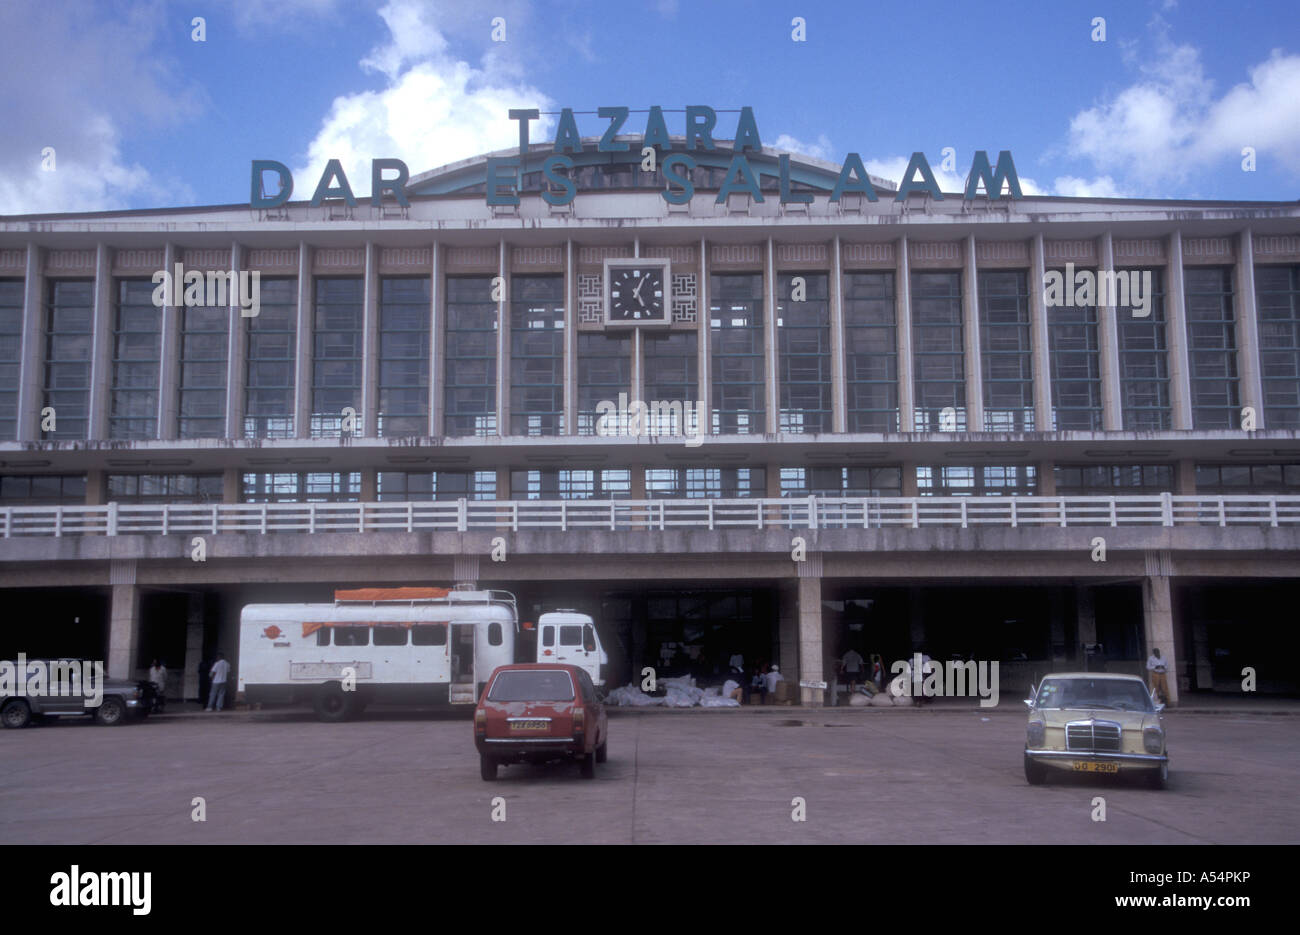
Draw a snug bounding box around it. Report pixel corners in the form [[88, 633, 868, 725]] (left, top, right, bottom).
[[250, 105, 1022, 209]]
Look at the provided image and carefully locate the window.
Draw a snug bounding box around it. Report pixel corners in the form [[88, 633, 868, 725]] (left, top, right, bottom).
[[0, 474, 86, 504], [376, 471, 496, 501], [577, 333, 631, 435], [109, 279, 161, 440], [311, 277, 363, 437], [488, 669, 574, 702], [583, 624, 596, 652], [487, 622, 503, 646], [373, 625, 408, 646], [1117, 268, 1170, 430], [244, 277, 297, 438], [378, 277, 430, 436], [777, 273, 831, 433], [178, 302, 228, 439], [1054, 464, 1174, 495], [1047, 269, 1102, 430], [1195, 463, 1300, 494], [1184, 267, 1238, 429], [333, 626, 369, 646], [44, 280, 93, 439], [642, 332, 699, 436], [560, 625, 583, 645], [1255, 265, 1300, 429], [542, 626, 554, 647], [510, 468, 630, 500], [444, 276, 497, 436], [779, 466, 902, 497], [916, 465, 1038, 496], [509, 276, 564, 436], [412, 624, 447, 646], [316, 629, 330, 647], [978, 270, 1033, 430], [0, 280, 23, 440], [843, 272, 898, 432], [107, 474, 223, 503], [711, 273, 765, 434], [241, 472, 361, 502], [911, 271, 965, 431], [644, 466, 765, 498]]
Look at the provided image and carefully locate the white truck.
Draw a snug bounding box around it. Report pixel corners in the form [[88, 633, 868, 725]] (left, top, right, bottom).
[[238, 587, 609, 721]]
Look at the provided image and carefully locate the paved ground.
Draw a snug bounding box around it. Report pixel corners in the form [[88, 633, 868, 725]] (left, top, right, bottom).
[[2, 705, 1297, 844]]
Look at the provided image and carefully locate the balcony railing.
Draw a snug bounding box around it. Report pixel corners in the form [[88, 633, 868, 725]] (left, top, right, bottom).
[[1, 494, 1298, 538]]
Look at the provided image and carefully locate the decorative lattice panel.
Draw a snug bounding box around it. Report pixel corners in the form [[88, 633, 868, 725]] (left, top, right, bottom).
[[578, 274, 602, 323], [672, 273, 697, 323]]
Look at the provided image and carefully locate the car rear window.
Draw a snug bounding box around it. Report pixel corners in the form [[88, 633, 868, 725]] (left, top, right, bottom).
[[488, 670, 575, 702]]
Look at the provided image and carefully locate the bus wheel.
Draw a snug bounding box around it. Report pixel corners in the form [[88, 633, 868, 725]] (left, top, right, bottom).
[[314, 685, 352, 723]]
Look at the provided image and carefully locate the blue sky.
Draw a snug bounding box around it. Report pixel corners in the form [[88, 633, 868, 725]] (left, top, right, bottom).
[[3, 0, 1299, 214]]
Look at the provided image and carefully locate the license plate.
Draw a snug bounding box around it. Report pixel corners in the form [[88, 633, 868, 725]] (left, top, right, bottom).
[[510, 720, 549, 731], [1072, 760, 1119, 773]]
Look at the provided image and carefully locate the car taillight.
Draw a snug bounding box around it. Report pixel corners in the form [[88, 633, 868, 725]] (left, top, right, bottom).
[[572, 706, 584, 733], [474, 709, 486, 734]]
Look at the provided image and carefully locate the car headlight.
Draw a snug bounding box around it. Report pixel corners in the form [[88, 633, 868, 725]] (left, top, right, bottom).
[[1026, 720, 1045, 747], [1143, 725, 1164, 754]]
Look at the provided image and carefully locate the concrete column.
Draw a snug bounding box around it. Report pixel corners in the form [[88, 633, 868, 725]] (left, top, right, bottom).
[[1176, 459, 1197, 494], [777, 581, 799, 688], [764, 237, 778, 433], [294, 243, 312, 438], [896, 236, 915, 432], [1142, 574, 1179, 704], [88, 243, 113, 440], [429, 242, 442, 436], [107, 559, 140, 680], [797, 574, 824, 706], [496, 239, 508, 436], [360, 468, 378, 501], [1098, 232, 1123, 430], [17, 244, 44, 441], [85, 469, 106, 505], [1030, 234, 1052, 432], [224, 242, 246, 439], [830, 236, 847, 432], [1166, 232, 1194, 430], [1038, 461, 1056, 495], [496, 467, 511, 500], [183, 592, 203, 701], [361, 242, 379, 436], [698, 238, 711, 434], [962, 235, 983, 431], [222, 467, 240, 503], [157, 242, 180, 439], [900, 462, 918, 497], [1234, 228, 1264, 429], [564, 239, 576, 433]]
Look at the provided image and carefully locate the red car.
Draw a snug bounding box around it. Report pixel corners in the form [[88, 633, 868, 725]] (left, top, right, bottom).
[[474, 664, 608, 780]]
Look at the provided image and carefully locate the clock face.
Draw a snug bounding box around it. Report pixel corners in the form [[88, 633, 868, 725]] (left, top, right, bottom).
[[607, 266, 667, 323]]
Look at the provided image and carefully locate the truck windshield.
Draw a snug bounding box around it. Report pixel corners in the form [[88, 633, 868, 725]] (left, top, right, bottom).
[[488, 670, 575, 702]]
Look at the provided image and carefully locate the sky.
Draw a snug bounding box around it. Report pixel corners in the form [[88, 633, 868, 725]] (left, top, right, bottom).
[[2, 0, 1299, 215]]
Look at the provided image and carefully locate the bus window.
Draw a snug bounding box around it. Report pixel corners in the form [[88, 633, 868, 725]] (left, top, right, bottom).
[[412, 624, 447, 646], [316, 629, 330, 647], [333, 626, 369, 646], [583, 624, 596, 652], [560, 625, 582, 646], [373, 625, 408, 646], [542, 626, 554, 647], [488, 622, 502, 646]]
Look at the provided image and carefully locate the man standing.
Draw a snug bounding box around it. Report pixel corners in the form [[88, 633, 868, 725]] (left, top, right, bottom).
[[840, 648, 865, 691], [1146, 647, 1170, 705], [207, 652, 230, 712], [148, 659, 167, 713]]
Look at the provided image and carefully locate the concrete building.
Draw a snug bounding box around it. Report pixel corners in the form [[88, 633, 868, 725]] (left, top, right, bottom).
[[2, 138, 1298, 704]]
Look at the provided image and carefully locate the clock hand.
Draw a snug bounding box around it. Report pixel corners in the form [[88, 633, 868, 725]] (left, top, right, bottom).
[[633, 275, 646, 303]]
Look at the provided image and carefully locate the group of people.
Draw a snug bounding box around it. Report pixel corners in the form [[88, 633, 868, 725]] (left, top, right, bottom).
[[725, 653, 785, 703], [836, 649, 887, 692], [141, 653, 232, 713]]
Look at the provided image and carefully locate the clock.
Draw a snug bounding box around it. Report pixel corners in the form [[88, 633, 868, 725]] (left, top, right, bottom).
[[603, 259, 672, 327]]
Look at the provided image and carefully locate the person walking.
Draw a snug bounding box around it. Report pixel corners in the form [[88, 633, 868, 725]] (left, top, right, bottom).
[[148, 659, 167, 714], [206, 652, 230, 712]]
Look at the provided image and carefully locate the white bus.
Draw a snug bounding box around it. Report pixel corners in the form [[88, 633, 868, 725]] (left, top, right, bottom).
[[238, 588, 609, 720]]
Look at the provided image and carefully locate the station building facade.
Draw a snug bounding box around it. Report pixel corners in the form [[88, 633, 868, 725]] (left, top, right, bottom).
[[1, 139, 1299, 703]]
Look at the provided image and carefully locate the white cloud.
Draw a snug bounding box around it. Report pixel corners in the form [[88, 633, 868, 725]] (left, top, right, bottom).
[[772, 133, 835, 161], [293, 0, 556, 196], [1050, 175, 1130, 199], [0, 1, 197, 214], [1066, 23, 1300, 183]]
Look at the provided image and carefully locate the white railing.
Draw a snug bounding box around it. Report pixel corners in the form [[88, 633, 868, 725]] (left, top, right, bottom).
[[1, 495, 1299, 538]]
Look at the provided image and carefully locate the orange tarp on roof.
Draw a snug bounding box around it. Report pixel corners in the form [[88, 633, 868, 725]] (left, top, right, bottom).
[[334, 587, 451, 602]]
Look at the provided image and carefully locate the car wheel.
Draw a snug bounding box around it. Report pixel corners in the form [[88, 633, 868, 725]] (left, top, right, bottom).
[[1023, 753, 1047, 785], [1145, 761, 1168, 790], [595, 737, 607, 764], [580, 750, 596, 779], [313, 685, 353, 723], [1, 699, 32, 729], [95, 697, 126, 726], [480, 754, 498, 782]]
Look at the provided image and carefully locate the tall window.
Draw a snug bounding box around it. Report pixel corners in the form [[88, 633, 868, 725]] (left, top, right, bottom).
[[978, 270, 1033, 430], [509, 276, 564, 436], [710, 273, 765, 434], [911, 271, 965, 431], [1255, 265, 1300, 429], [311, 277, 363, 437], [377, 471, 496, 500], [776, 273, 831, 433], [843, 272, 898, 432], [1117, 268, 1170, 429], [178, 302, 228, 439], [1047, 269, 1102, 429], [109, 279, 160, 439], [44, 280, 93, 439], [644, 466, 765, 498], [0, 280, 23, 440], [244, 277, 296, 438], [642, 331, 698, 436], [241, 472, 361, 502], [378, 277, 430, 436], [509, 469, 629, 499], [1184, 267, 1238, 429], [916, 464, 1038, 496], [107, 474, 223, 503], [444, 276, 497, 437], [577, 333, 631, 435]]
